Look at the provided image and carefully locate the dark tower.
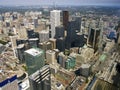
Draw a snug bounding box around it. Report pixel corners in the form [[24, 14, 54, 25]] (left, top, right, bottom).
[[63, 11, 69, 30]]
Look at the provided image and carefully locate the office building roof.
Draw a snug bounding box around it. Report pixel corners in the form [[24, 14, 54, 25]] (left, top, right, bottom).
[[25, 48, 42, 56], [99, 54, 107, 62], [39, 30, 49, 33], [81, 64, 91, 68], [17, 44, 25, 49], [51, 10, 61, 12]]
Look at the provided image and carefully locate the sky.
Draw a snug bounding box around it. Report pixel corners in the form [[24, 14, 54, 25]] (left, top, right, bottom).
[[0, 0, 120, 6]]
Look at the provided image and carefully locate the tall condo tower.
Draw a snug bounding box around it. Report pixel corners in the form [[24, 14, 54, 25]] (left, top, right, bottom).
[[50, 10, 61, 38], [29, 65, 51, 90]]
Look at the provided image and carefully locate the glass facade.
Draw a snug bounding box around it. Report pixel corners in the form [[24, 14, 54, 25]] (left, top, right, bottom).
[[24, 48, 45, 75]]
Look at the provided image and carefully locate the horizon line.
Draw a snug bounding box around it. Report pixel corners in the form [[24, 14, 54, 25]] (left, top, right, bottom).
[[0, 4, 120, 7]]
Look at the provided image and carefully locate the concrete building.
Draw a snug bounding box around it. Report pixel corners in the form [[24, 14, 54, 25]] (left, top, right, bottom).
[[16, 44, 25, 63], [39, 30, 49, 43], [10, 35, 18, 57], [80, 45, 94, 63], [39, 42, 52, 51], [24, 48, 45, 75], [18, 26, 28, 39], [50, 10, 61, 38], [46, 50, 56, 64], [49, 38, 56, 49], [0, 75, 19, 90], [29, 65, 51, 90], [80, 64, 91, 77]]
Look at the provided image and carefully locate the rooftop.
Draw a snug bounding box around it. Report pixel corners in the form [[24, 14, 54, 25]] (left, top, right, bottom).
[[81, 64, 91, 68], [51, 10, 61, 12], [46, 50, 55, 54], [25, 48, 43, 56], [17, 44, 25, 49], [29, 38, 39, 41], [39, 30, 49, 34], [99, 54, 107, 62]]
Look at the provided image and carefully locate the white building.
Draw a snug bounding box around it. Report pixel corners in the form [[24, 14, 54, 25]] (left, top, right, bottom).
[[50, 10, 61, 38], [18, 26, 28, 39], [10, 35, 18, 57], [46, 50, 56, 64], [39, 30, 49, 43]]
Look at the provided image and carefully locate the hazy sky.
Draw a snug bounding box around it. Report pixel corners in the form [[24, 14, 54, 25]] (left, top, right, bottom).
[[0, 0, 120, 6]]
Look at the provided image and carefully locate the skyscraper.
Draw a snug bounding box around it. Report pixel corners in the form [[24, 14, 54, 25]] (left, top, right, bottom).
[[24, 48, 45, 75], [73, 16, 81, 32], [66, 20, 77, 49], [56, 37, 65, 52], [29, 65, 51, 90], [16, 44, 25, 63], [63, 11, 69, 30], [28, 38, 39, 48], [50, 10, 61, 38], [27, 29, 36, 38], [55, 25, 64, 39], [87, 28, 100, 51]]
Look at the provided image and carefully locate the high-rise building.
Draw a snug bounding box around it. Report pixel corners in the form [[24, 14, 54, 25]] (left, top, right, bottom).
[[58, 52, 67, 68], [16, 39, 27, 46], [46, 50, 56, 64], [65, 56, 76, 69], [56, 37, 65, 52], [39, 42, 52, 52], [24, 48, 45, 75], [16, 44, 25, 63], [63, 11, 69, 30], [5, 20, 10, 27], [39, 30, 49, 43], [66, 20, 77, 49], [87, 28, 100, 51], [49, 38, 56, 49], [10, 35, 18, 57], [29, 65, 51, 90], [18, 26, 28, 39], [50, 10, 61, 38], [73, 16, 81, 32], [55, 25, 64, 39], [27, 29, 36, 38], [33, 17, 38, 28], [10, 35, 18, 48], [80, 64, 91, 77], [28, 38, 39, 48]]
